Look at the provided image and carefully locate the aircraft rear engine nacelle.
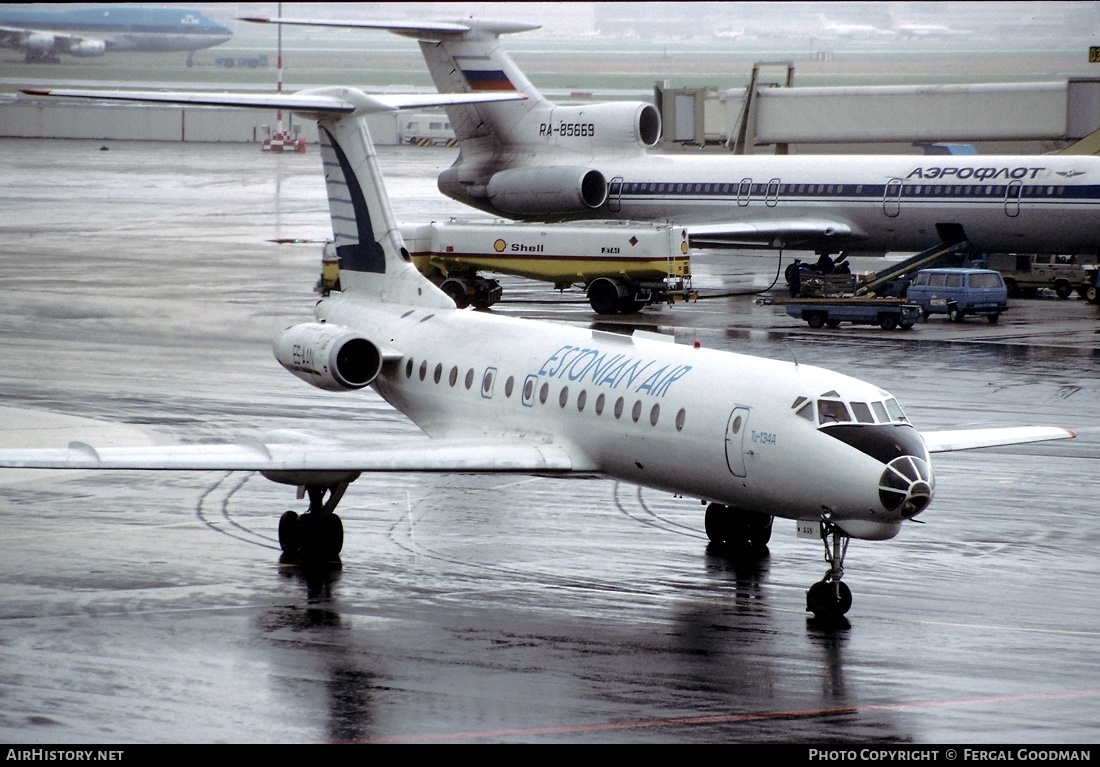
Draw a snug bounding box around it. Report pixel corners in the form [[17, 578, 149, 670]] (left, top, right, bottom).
[[552, 101, 662, 149], [70, 39, 107, 57], [487, 167, 608, 216], [273, 322, 383, 392]]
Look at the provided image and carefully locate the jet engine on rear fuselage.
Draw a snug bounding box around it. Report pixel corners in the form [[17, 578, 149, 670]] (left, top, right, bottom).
[[437, 101, 661, 218], [273, 322, 385, 392], [535, 101, 661, 150], [484, 166, 609, 216]]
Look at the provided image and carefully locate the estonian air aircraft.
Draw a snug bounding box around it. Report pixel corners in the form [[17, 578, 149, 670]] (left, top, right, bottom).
[[243, 17, 1100, 260], [0, 6, 232, 64], [4, 84, 1074, 619]]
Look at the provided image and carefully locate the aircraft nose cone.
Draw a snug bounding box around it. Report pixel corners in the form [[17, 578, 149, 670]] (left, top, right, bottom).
[[879, 455, 934, 518]]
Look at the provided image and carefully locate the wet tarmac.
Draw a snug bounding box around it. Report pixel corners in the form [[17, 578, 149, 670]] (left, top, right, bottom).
[[0, 138, 1098, 744]]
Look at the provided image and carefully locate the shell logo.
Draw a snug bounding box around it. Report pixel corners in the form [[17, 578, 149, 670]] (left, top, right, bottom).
[[493, 238, 507, 252]]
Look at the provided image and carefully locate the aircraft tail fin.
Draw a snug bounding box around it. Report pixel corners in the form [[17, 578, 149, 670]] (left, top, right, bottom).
[[412, 22, 550, 150], [243, 17, 551, 157], [313, 111, 452, 306]]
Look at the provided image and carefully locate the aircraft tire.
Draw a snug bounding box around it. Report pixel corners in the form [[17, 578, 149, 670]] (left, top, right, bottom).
[[704, 502, 729, 544], [320, 514, 344, 558], [705, 504, 772, 550], [298, 513, 343, 560], [278, 510, 300, 555], [737, 511, 773, 549], [806, 579, 853, 618]]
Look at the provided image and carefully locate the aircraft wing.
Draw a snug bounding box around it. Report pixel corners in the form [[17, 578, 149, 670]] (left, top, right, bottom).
[[0, 26, 100, 53], [0, 438, 582, 475], [0, 26, 26, 49], [920, 426, 1075, 454], [20, 88, 525, 117], [685, 219, 855, 249]]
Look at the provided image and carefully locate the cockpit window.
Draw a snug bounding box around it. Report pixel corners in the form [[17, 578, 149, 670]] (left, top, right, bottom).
[[805, 393, 908, 427], [818, 399, 851, 424], [795, 400, 814, 421], [850, 401, 875, 424], [885, 398, 908, 422], [871, 401, 890, 423]]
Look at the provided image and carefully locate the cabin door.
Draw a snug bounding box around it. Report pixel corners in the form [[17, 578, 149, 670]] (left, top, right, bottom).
[[883, 178, 902, 217], [608, 177, 623, 212], [1004, 180, 1022, 218], [724, 406, 750, 478]]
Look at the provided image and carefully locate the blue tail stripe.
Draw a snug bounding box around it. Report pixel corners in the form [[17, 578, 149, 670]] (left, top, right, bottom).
[[321, 126, 386, 274]]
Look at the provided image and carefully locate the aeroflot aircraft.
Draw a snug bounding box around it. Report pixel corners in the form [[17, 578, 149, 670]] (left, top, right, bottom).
[[244, 17, 1100, 258], [0, 6, 232, 64], [4, 85, 1074, 619]]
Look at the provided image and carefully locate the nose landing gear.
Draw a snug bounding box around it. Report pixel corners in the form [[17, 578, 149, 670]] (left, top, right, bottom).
[[806, 518, 852, 619]]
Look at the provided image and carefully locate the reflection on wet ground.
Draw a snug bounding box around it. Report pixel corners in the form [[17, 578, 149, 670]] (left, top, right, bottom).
[[0, 140, 1097, 743]]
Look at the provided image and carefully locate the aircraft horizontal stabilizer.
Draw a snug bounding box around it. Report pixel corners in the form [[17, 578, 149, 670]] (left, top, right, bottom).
[[920, 426, 1075, 454], [21, 88, 355, 114], [240, 16, 541, 40], [20, 88, 525, 117], [0, 439, 579, 474], [686, 219, 855, 249]]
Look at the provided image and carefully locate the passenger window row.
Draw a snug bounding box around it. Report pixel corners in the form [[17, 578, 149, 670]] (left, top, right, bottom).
[[402, 358, 687, 432], [404, 358, 477, 390], [902, 184, 1066, 197], [622, 182, 1069, 198]]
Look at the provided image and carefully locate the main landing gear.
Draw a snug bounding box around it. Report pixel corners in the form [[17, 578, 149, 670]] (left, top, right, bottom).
[[278, 481, 349, 561], [806, 518, 852, 619], [704, 503, 773, 552]]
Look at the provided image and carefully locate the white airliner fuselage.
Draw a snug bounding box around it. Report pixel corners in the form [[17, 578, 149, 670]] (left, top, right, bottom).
[[316, 296, 926, 544], [533, 152, 1100, 254], [5, 83, 1073, 619], [0, 6, 232, 63], [248, 17, 1100, 258]]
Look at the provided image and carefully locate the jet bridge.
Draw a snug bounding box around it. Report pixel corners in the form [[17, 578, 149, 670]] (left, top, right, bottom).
[[659, 71, 1100, 154]]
